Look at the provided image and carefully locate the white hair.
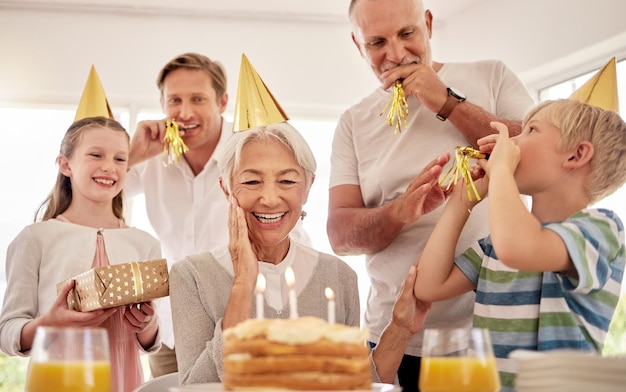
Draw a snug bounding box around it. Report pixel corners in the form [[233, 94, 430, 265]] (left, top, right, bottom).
[[216, 122, 317, 192]]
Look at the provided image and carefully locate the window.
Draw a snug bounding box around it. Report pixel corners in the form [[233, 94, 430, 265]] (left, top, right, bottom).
[[1, 106, 86, 293]]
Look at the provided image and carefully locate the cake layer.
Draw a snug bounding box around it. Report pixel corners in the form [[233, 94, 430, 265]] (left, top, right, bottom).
[[224, 338, 369, 358], [224, 354, 370, 374], [222, 317, 372, 391], [223, 317, 370, 345]]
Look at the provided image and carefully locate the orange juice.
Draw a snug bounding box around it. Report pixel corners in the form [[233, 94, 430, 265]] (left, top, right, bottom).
[[26, 360, 111, 392], [419, 357, 500, 392]]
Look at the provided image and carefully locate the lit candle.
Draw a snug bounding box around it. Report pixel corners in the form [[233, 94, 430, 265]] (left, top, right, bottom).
[[255, 273, 266, 319], [325, 287, 335, 324], [285, 266, 298, 319]]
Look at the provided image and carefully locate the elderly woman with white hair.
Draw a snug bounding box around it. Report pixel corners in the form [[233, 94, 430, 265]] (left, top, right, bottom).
[[169, 122, 362, 384]]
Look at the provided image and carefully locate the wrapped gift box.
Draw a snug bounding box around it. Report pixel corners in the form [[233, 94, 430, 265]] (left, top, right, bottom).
[[57, 259, 169, 312]]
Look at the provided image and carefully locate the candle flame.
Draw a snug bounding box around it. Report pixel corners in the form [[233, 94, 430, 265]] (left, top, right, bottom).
[[325, 287, 335, 300], [285, 267, 295, 287], [256, 273, 266, 292]]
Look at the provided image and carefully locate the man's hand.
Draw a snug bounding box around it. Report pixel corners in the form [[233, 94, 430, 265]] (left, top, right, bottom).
[[391, 152, 450, 224], [129, 119, 169, 167], [381, 63, 448, 114]]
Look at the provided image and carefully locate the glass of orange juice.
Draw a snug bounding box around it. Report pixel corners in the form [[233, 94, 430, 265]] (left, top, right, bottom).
[[25, 327, 111, 392], [419, 328, 500, 392]]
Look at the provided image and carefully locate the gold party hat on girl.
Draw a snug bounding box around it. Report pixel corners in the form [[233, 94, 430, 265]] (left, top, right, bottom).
[[232, 54, 289, 132], [569, 57, 619, 114], [74, 65, 113, 121]]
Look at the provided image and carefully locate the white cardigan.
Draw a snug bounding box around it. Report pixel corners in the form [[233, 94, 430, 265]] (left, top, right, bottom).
[[0, 219, 162, 356]]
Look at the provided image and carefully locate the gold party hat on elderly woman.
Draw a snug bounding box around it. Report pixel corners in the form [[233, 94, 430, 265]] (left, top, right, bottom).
[[233, 53, 290, 132], [569, 57, 619, 114], [74, 65, 114, 121]]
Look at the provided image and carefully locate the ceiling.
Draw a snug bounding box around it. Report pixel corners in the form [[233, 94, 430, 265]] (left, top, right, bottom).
[[0, 0, 483, 25]]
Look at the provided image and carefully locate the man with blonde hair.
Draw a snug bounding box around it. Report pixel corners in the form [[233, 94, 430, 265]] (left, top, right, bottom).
[[126, 52, 231, 377]]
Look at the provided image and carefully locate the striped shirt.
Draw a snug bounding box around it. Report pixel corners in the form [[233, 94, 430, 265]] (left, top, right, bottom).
[[455, 208, 625, 391]]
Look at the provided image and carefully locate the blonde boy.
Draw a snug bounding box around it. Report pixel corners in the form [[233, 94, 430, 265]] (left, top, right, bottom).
[[413, 99, 626, 391]]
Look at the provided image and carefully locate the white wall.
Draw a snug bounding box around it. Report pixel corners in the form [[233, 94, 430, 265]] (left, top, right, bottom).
[[1, 0, 625, 119], [0, 7, 374, 119], [429, 0, 626, 91]]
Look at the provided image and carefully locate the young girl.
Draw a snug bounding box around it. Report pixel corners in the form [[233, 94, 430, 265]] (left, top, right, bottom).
[[0, 116, 162, 392]]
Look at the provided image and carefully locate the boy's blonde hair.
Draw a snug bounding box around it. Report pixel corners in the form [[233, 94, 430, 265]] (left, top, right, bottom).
[[524, 99, 626, 204]]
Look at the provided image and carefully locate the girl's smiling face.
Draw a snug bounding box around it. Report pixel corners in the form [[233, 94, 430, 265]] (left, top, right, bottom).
[[59, 125, 129, 206]]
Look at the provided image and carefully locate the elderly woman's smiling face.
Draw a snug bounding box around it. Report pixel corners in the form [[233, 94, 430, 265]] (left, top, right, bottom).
[[231, 138, 309, 248]]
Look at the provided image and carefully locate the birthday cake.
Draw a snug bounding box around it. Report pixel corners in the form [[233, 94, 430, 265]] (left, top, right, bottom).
[[222, 316, 371, 390]]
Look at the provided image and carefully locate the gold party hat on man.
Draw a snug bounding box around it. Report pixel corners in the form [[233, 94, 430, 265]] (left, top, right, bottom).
[[569, 57, 619, 114], [75, 65, 114, 121], [232, 54, 289, 132]]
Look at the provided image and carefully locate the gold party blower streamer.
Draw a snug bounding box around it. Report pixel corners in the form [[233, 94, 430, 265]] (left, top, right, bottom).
[[162, 119, 189, 167], [440, 146, 488, 201], [381, 80, 409, 134]]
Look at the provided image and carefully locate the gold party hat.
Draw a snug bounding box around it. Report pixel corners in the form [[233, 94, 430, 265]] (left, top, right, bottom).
[[232, 54, 289, 132], [569, 57, 619, 114], [74, 65, 114, 121]]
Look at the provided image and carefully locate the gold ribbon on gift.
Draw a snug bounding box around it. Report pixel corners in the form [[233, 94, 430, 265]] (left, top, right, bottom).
[[130, 261, 145, 302], [381, 80, 409, 134], [57, 259, 168, 312], [440, 146, 487, 201], [162, 119, 189, 166]]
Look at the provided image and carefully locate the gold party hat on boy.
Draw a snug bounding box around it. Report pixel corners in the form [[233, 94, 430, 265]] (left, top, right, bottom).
[[74, 65, 114, 121], [569, 57, 619, 114], [233, 53, 289, 132]]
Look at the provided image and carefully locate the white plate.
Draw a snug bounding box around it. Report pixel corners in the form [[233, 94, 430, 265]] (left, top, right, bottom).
[[170, 383, 401, 392]]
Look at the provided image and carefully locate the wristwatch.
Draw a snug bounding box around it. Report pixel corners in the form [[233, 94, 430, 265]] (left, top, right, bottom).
[[436, 87, 466, 121]]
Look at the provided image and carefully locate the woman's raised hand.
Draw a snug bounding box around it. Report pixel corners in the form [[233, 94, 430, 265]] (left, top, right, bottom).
[[227, 196, 258, 284]]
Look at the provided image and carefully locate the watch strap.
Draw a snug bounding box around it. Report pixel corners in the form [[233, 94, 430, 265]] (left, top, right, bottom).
[[436, 94, 460, 121], [436, 88, 465, 121]]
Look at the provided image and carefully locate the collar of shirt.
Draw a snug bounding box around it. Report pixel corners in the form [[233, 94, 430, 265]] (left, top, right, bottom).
[[216, 238, 318, 311]]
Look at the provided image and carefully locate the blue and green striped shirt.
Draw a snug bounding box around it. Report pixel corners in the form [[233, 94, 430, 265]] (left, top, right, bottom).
[[455, 208, 625, 391]]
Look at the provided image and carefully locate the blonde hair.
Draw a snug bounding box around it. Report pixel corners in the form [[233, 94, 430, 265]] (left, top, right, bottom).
[[524, 100, 626, 203], [36, 117, 130, 222]]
